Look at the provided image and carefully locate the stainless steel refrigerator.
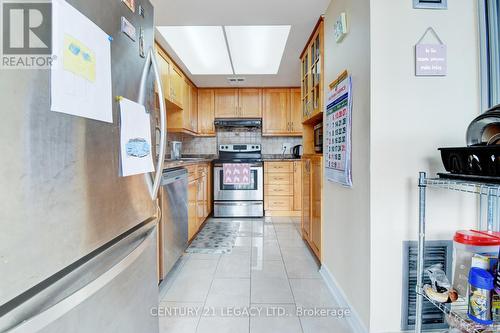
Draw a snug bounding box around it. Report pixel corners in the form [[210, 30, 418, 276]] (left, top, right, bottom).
[[0, 0, 166, 332]]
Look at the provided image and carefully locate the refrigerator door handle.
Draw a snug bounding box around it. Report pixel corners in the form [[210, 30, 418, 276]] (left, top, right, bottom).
[[6, 226, 156, 333], [138, 47, 167, 200]]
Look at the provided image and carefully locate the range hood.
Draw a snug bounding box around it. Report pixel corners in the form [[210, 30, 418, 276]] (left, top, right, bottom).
[[214, 118, 262, 128]]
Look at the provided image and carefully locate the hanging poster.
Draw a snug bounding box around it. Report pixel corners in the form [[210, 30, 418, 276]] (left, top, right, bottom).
[[325, 73, 352, 187], [50, 0, 112, 123]]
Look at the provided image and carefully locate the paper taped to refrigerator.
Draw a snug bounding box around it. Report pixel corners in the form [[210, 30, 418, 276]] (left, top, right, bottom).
[[50, 0, 112, 123], [119, 98, 154, 177]]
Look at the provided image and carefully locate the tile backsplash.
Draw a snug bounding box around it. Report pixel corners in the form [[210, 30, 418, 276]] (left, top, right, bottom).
[[167, 129, 301, 156]]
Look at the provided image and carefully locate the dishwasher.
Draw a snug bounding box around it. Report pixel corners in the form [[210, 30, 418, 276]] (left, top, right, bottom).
[[159, 168, 188, 280]]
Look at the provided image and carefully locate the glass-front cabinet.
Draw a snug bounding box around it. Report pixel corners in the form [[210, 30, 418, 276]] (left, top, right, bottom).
[[300, 18, 324, 123]]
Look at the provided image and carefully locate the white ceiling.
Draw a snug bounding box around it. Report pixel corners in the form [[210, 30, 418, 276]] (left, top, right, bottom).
[[151, 0, 330, 87]]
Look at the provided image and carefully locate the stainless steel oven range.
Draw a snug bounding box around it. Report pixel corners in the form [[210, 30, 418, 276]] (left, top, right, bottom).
[[213, 144, 263, 217]]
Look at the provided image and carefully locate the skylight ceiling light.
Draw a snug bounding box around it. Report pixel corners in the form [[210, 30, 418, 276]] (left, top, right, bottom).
[[225, 25, 291, 75], [156, 26, 233, 75]]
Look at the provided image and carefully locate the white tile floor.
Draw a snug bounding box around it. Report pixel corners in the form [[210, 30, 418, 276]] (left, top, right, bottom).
[[159, 217, 353, 333]]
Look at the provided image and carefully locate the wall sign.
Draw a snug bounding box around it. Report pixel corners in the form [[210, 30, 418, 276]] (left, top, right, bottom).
[[334, 12, 348, 43], [413, 0, 447, 10], [415, 27, 447, 76]]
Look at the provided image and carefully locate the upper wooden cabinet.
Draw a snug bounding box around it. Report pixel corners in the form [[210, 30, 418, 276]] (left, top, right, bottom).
[[214, 89, 238, 118], [190, 84, 198, 133], [290, 88, 303, 135], [300, 17, 324, 123], [198, 89, 215, 136], [214, 88, 262, 118], [262, 89, 289, 135], [170, 66, 184, 109], [262, 88, 303, 136], [238, 89, 262, 117]]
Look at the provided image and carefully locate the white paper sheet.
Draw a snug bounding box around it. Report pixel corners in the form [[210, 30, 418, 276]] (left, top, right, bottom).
[[50, 0, 112, 123], [119, 98, 154, 177]]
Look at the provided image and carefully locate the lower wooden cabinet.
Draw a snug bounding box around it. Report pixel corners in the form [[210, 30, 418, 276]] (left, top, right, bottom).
[[187, 162, 212, 241], [264, 161, 302, 216], [187, 179, 198, 241], [301, 156, 322, 260]]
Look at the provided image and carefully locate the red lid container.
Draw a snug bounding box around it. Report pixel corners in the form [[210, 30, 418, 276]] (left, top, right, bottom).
[[454, 230, 500, 246]]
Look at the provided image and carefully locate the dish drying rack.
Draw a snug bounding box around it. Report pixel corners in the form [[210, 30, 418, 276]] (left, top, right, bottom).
[[415, 173, 500, 333]]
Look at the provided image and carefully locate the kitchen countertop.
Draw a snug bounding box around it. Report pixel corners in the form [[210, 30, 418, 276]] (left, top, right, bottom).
[[163, 154, 303, 169], [163, 156, 215, 170], [262, 154, 302, 161]]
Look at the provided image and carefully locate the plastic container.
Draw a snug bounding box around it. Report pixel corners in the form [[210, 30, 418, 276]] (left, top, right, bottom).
[[453, 230, 500, 297], [468, 267, 494, 325]]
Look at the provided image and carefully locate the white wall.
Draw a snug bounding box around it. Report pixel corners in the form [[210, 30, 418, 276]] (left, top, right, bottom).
[[369, 1, 480, 332], [323, 0, 371, 328]]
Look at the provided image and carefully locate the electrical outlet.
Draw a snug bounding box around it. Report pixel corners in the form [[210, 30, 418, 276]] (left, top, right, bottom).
[[281, 142, 291, 154]]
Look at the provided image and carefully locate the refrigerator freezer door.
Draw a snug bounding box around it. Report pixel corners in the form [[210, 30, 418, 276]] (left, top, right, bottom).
[[0, 0, 158, 306], [0, 222, 159, 333]]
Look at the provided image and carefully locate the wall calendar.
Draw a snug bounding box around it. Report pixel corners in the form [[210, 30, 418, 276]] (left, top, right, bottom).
[[325, 71, 352, 187]]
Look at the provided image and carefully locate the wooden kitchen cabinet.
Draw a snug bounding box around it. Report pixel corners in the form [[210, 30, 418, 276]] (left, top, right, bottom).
[[214, 88, 262, 118], [188, 179, 198, 241], [187, 162, 212, 242], [300, 17, 324, 123], [215, 89, 238, 118], [168, 79, 196, 135], [310, 156, 322, 256], [301, 158, 311, 240], [262, 89, 289, 135], [290, 88, 303, 135], [169, 65, 184, 109], [196, 176, 205, 228], [238, 89, 262, 117], [155, 43, 184, 110], [301, 155, 322, 260], [190, 83, 198, 133], [293, 161, 302, 211], [262, 88, 302, 136], [154, 48, 170, 100], [264, 161, 301, 216], [198, 89, 215, 135]]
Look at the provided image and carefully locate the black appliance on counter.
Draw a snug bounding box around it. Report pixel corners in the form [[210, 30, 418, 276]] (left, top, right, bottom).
[[439, 104, 500, 181], [314, 122, 323, 153], [292, 144, 303, 158]]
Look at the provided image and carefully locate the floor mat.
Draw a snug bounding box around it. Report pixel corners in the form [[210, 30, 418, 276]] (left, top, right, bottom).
[[185, 220, 241, 254]]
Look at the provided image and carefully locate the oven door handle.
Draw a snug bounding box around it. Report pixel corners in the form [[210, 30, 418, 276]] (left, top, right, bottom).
[[214, 164, 263, 168]]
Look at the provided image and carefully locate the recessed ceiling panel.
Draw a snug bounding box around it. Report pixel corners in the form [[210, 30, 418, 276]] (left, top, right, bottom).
[[156, 26, 233, 75], [225, 25, 291, 75]]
